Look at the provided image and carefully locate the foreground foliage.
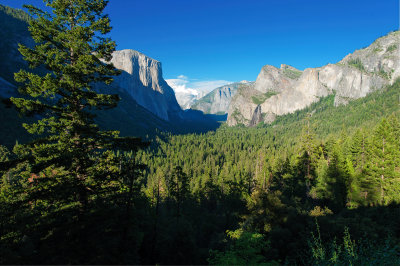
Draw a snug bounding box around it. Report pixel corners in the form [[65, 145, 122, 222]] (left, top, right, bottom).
[[0, 0, 146, 264], [2, 77, 400, 263]]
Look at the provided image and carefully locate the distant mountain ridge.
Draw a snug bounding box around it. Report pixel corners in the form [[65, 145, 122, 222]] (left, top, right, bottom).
[[227, 31, 400, 126], [191, 81, 254, 115]]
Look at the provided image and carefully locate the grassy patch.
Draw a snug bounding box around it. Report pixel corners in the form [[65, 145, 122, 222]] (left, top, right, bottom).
[[348, 58, 365, 72], [251, 91, 278, 105], [386, 44, 397, 53], [377, 68, 391, 80], [283, 68, 302, 79]]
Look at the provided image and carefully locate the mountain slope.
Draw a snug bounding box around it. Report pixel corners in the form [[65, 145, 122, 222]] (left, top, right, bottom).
[[0, 4, 34, 84], [227, 31, 400, 126], [191, 81, 254, 115]]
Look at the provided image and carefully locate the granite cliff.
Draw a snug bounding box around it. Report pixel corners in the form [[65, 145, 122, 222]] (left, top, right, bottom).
[[108, 49, 182, 121], [227, 31, 399, 126]]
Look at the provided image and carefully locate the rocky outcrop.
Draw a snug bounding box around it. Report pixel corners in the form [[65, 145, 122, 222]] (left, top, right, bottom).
[[227, 31, 399, 126], [249, 105, 262, 126], [339, 31, 400, 84], [109, 49, 181, 121], [191, 81, 254, 114], [227, 65, 304, 126], [254, 65, 299, 93]]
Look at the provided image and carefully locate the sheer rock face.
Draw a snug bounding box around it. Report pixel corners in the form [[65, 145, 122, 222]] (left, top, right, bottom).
[[109, 49, 181, 121], [191, 81, 254, 114], [318, 64, 386, 105], [254, 65, 297, 93], [226, 85, 261, 126], [227, 31, 399, 126], [339, 31, 400, 84], [259, 68, 330, 116]]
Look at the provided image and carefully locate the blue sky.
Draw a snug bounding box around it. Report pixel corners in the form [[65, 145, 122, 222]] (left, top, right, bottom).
[[2, 0, 399, 93]]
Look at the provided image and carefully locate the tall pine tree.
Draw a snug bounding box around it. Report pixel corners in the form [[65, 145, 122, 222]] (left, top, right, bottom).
[[365, 118, 400, 205], [0, 0, 147, 263]]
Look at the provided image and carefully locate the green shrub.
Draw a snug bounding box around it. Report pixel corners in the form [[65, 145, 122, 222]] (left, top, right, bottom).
[[308, 224, 400, 265], [386, 44, 397, 53], [208, 229, 277, 265], [348, 58, 365, 72]]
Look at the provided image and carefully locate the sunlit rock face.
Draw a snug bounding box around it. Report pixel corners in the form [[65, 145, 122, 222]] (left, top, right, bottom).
[[227, 31, 400, 126], [109, 49, 181, 121]]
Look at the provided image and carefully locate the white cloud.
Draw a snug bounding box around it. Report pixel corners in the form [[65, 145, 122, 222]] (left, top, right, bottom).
[[177, 74, 188, 79], [166, 75, 231, 109]]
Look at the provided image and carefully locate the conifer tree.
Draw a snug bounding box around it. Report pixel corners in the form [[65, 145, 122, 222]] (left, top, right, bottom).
[[168, 166, 190, 217], [0, 0, 146, 263], [366, 118, 400, 205], [8, 0, 147, 206], [295, 122, 317, 199], [325, 144, 348, 209], [349, 129, 368, 170]]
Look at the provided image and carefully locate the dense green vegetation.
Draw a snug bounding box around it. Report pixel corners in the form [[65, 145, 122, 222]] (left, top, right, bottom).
[[0, 1, 147, 264], [132, 80, 400, 264], [1, 1, 400, 265], [0, 97, 36, 146], [4, 67, 400, 265]]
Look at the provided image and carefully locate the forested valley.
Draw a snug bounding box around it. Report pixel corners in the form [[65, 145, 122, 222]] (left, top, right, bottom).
[[1, 0, 400, 265]]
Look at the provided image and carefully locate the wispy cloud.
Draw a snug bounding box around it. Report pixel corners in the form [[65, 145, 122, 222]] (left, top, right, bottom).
[[166, 75, 231, 96]]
